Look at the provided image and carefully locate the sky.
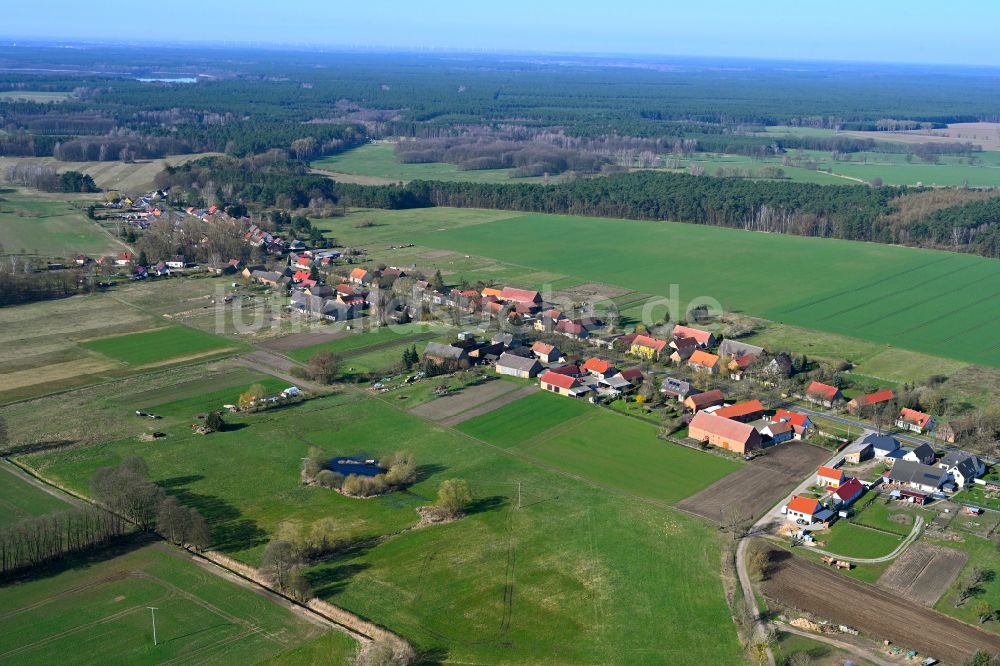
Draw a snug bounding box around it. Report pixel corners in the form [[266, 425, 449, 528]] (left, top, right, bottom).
[[5, 0, 999, 67]]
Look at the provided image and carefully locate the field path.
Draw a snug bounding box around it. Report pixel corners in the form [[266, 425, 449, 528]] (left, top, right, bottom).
[[0, 458, 85, 508], [774, 622, 895, 666]]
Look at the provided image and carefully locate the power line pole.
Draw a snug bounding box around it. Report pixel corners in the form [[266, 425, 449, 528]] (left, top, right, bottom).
[[147, 607, 158, 646]]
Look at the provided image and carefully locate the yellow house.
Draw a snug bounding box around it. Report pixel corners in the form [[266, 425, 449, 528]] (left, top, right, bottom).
[[629, 334, 668, 360]]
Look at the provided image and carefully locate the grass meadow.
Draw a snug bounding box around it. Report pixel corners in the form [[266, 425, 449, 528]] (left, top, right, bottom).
[[312, 143, 546, 184], [285, 323, 439, 363], [0, 153, 221, 192], [0, 464, 72, 528], [81, 325, 241, 367], [459, 392, 741, 504], [0, 542, 355, 664], [0, 187, 123, 257], [21, 384, 745, 664], [820, 521, 903, 559]]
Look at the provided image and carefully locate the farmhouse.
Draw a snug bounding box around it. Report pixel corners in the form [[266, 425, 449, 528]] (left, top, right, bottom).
[[669, 336, 699, 363], [619, 367, 644, 385], [816, 466, 845, 489], [115, 251, 134, 266], [687, 349, 720, 374], [763, 352, 794, 378], [846, 388, 895, 415], [759, 421, 793, 444], [531, 341, 563, 363], [886, 460, 948, 493], [688, 411, 762, 454], [495, 352, 542, 379], [714, 399, 765, 423], [770, 409, 814, 439], [804, 381, 844, 407], [718, 339, 764, 360], [500, 287, 542, 305], [349, 268, 370, 284], [539, 370, 593, 398], [289, 292, 352, 321], [937, 451, 985, 488], [896, 408, 935, 434], [684, 389, 725, 413], [582, 357, 616, 379], [556, 320, 589, 340], [785, 495, 823, 525], [903, 443, 936, 466], [250, 270, 290, 288], [833, 478, 865, 507], [727, 353, 759, 380], [661, 377, 695, 401], [672, 324, 716, 348], [630, 334, 668, 360]]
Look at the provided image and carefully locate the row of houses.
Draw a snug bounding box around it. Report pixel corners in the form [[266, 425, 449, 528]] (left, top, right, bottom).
[[804, 381, 939, 436], [536, 356, 645, 400]]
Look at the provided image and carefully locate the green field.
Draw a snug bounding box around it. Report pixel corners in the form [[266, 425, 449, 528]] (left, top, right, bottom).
[[0, 463, 72, 528], [0, 542, 355, 664], [0, 187, 123, 257], [398, 210, 1000, 367], [820, 522, 903, 559], [22, 388, 744, 664], [460, 393, 741, 504], [457, 390, 591, 447], [81, 326, 241, 366], [312, 143, 546, 184], [286, 323, 439, 363], [850, 498, 925, 537]]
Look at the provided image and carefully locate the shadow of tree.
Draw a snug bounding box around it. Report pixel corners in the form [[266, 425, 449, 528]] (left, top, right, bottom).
[[306, 562, 371, 597], [415, 463, 447, 483], [160, 478, 267, 553], [0, 532, 154, 588], [466, 495, 506, 515], [158, 474, 205, 488]]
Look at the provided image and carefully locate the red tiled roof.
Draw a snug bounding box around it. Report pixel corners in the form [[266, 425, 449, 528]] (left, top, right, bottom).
[[715, 400, 764, 419], [548, 364, 580, 376], [834, 478, 864, 501], [689, 411, 758, 444], [772, 409, 810, 428], [688, 349, 719, 368], [806, 381, 840, 401], [686, 389, 725, 410], [817, 466, 844, 482], [898, 407, 933, 428], [619, 368, 643, 383], [539, 371, 577, 390], [532, 341, 555, 354], [481, 287, 503, 298], [733, 354, 758, 369], [632, 334, 667, 353], [766, 422, 793, 435], [787, 495, 821, 515], [582, 358, 613, 374], [350, 268, 367, 280], [293, 270, 311, 281], [557, 320, 585, 335], [500, 286, 541, 304], [336, 284, 355, 295], [853, 388, 894, 407], [672, 324, 713, 346]]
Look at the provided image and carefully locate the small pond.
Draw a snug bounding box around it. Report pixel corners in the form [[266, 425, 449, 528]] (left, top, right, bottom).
[[328, 456, 385, 477]]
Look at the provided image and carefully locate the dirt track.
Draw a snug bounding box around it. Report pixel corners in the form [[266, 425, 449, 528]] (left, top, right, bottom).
[[764, 550, 1000, 664], [676, 442, 829, 523]]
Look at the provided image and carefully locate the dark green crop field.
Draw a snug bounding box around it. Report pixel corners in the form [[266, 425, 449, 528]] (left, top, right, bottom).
[[409, 211, 1000, 367]]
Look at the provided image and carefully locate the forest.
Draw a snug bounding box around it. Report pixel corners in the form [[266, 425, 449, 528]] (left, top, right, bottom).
[[3, 46, 1000, 166], [336, 173, 1000, 257]]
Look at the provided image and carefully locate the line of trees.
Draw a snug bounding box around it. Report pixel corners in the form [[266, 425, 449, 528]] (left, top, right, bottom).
[[90, 456, 210, 547], [0, 504, 129, 575]]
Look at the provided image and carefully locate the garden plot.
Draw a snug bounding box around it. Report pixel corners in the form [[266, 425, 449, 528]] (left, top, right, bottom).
[[876, 542, 968, 605], [409, 379, 522, 423]]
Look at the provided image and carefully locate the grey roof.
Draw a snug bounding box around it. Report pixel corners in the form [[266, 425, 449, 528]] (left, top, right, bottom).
[[718, 339, 765, 359], [424, 342, 466, 361], [864, 433, 900, 453], [940, 450, 982, 480], [889, 460, 947, 488], [496, 352, 540, 373], [252, 269, 282, 281], [601, 374, 633, 389], [661, 377, 693, 395], [493, 332, 516, 346], [909, 443, 936, 465]]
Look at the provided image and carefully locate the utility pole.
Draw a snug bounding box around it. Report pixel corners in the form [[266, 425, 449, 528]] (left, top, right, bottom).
[[148, 607, 158, 646]]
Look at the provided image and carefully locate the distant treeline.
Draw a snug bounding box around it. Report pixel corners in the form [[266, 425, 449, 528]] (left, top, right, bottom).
[[395, 137, 610, 176], [154, 154, 339, 209], [336, 173, 1000, 257], [4, 162, 98, 192], [0, 267, 88, 306]]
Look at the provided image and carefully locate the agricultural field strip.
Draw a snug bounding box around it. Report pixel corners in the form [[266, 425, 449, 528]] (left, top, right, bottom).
[[876, 542, 968, 605], [764, 551, 1000, 662]]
